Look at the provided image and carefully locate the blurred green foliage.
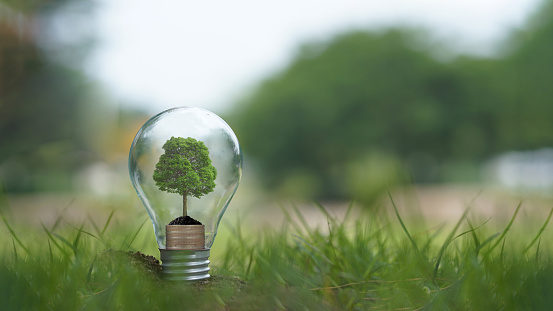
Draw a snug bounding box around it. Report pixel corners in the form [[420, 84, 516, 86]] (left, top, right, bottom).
[[2, 201, 553, 310], [2, 0, 553, 200], [0, 0, 146, 193], [230, 0, 553, 201], [0, 0, 91, 192]]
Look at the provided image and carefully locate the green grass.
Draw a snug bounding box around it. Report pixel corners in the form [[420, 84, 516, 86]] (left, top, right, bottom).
[[1, 197, 553, 310]]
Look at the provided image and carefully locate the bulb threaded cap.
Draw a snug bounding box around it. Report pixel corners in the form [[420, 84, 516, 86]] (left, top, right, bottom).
[[160, 248, 210, 281]]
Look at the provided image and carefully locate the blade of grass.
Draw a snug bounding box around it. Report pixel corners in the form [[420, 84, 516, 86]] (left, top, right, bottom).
[[523, 206, 553, 254], [48, 239, 53, 263], [535, 238, 541, 264], [72, 222, 86, 255], [314, 202, 336, 227], [466, 218, 491, 255], [313, 201, 331, 219], [102, 210, 115, 235], [422, 223, 446, 253], [2, 213, 30, 255], [49, 199, 75, 232], [123, 217, 148, 250], [452, 218, 490, 243], [53, 232, 78, 256], [50, 214, 64, 232], [255, 252, 286, 285], [293, 234, 333, 265], [343, 201, 356, 224], [41, 222, 70, 260], [485, 201, 522, 256], [0, 178, 9, 212], [86, 254, 98, 293], [499, 238, 506, 262], [87, 215, 110, 247], [450, 225, 483, 245], [388, 190, 420, 255], [12, 238, 18, 262], [245, 248, 254, 277], [65, 219, 101, 242], [88, 214, 102, 235], [278, 203, 307, 236], [433, 207, 470, 280], [289, 202, 312, 234], [476, 232, 500, 254], [466, 219, 480, 253]]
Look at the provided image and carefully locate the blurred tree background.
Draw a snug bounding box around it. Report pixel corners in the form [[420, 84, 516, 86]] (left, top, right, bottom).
[[1, 0, 552, 206], [0, 0, 146, 193], [230, 0, 553, 203]]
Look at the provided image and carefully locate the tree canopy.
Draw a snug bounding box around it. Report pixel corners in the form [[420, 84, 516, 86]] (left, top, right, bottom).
[[153, 137, 217, 216], [229, 0, 553, 200]]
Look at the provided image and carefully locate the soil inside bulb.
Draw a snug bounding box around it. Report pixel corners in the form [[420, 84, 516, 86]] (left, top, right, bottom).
[[168, 215, 203, 225]]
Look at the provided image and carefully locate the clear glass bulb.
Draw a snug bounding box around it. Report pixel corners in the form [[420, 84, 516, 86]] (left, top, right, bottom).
[[128, 107, 242, 250]]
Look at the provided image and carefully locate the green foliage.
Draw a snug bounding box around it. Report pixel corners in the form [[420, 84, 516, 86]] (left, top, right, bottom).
[[231, 29, 498, 198], [222, 201, 553, 310], [1, 199, 553, 310], [0, 0, 120, 193], [229, 0, 553, 199], [153, 137, 217, 199], [0, 0, 81, 13]]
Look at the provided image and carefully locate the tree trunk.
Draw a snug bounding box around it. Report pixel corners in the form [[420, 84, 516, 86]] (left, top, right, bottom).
[[183, 194, 188, 217]]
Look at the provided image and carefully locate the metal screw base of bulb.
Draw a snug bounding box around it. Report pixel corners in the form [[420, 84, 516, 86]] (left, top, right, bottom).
[[160, 248, 210, 282]]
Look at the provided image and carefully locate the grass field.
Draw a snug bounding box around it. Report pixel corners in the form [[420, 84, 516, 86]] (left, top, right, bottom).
[[1, 189, 553, 310]]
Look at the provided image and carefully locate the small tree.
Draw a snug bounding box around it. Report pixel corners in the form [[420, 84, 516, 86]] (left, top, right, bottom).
[[153, 136, 217, 217]]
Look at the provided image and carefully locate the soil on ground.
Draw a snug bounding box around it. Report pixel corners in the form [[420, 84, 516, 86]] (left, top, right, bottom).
[[169, 215, 203, 225], [127, 250, 163, 275], [98, 249, 245, 289], [99, 248, 162, 277]]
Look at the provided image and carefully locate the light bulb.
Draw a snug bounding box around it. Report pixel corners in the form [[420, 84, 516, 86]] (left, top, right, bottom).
[[128, 107, 242, 281]]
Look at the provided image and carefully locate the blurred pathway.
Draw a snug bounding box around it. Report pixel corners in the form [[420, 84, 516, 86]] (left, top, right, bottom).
[[240, 184, 553, 232], [2, 184, 552, 232]]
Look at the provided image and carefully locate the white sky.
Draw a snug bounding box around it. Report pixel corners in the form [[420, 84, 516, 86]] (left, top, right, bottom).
[[88, 0, 542, 114]]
